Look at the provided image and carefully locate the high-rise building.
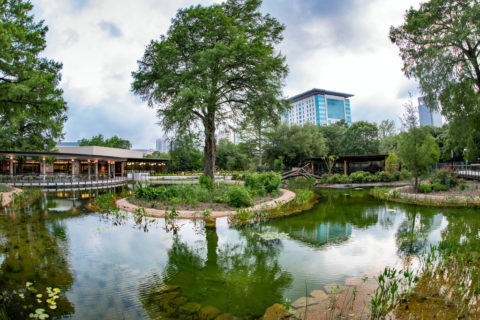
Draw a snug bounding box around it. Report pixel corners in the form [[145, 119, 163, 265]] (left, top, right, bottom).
[[156, 137, 172, 153], [418, 97, 442, 127], [282, 88, 353, 126]]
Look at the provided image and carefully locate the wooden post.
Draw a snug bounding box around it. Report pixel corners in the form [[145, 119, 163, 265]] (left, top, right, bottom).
[[88, 160, 91, 180], [9, 155, 13, 176], [108, 161, 111, 179], [344, 160, 348, 176], [95, 161, 98, 181], [71, 159, 75, 180]]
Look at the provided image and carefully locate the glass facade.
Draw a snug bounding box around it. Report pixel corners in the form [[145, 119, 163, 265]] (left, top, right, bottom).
[[284, 90, 353, 127]]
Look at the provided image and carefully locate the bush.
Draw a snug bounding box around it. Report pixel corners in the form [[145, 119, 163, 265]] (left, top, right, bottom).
[[349, 171, 371, 183], [199, 174, 214, 191], [385, 153, 399, 174], [375, 171, 394, 182], [231, 172, 245, 181], [398, 169, 411, 181], [227, 185, 253, 207], [418, 183, 432, 194], [433, 167, 458, 189], [432, 182, 448, 192], [320, 173, 329, 183], [244, 171, 281, 196], [326, 173, 350, 184], [288, 177, 315, 189]]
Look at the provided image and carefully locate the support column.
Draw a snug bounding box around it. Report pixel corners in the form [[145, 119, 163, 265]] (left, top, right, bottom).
[[108, 161, 111, 179], [95, 161, 98, 181], [9, 156, 13, 176], [71, 159, 75, 181], [88, 160, 91, 180], [344, 160, 348, 176], [42, 156, 46, 181]]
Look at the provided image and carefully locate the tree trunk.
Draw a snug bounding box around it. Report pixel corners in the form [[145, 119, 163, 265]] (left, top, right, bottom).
[[257, 127, 263, 170], [203, 115, 216, 182]]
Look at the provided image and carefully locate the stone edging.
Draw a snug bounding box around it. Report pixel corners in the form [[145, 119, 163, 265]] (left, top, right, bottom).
[[385, 185, 480, 206], [115, 188, 296, 219], [1, 186, 23, 208]]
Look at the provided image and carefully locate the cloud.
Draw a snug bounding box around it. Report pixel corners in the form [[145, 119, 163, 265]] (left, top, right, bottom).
[[98, 21, 122, 38], [31, 0, 423, 148]]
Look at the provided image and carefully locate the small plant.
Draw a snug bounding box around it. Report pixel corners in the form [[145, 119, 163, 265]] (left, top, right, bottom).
[[199, 174, 214, 191], [165, 208, 178, 220], [227, 185, 253, 208]]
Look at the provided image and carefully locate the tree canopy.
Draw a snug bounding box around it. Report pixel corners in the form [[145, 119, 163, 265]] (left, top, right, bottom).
[[318, 121, 347, 156], [338, 121, 380, 155], [0, 0, 67, 151], [390, 0, 480, 159], [131, 0, 288, 180], [264, 123, 327, 169], [79, 134, 132, 149]]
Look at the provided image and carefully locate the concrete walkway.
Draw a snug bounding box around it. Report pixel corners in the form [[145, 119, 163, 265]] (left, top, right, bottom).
[[1, 186, 22, 207], [116, 188, 296, 219]]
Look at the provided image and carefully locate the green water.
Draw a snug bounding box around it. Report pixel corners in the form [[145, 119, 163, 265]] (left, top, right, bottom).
[[0, 188, 479, 319]]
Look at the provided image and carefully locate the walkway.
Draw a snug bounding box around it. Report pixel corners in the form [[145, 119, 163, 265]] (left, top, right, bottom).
[[0, 176, 127, 190], [116, 188, 296, 219]]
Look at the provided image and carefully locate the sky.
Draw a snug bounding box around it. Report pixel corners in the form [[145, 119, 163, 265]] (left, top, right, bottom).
[[32, 0, 423, 149]]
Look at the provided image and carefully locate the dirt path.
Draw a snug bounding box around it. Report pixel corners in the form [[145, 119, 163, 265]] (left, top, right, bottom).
[[116, 188, 296, 219], [1, 186, 22, 208]]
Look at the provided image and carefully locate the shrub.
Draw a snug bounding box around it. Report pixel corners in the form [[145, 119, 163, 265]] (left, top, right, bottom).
[[432, 182, 448, 192], [227, 186, 253, 207], [433, 167, 458, 189], [349, 171, 370, 183], [199, 174, 214, 191], [375, 171, 394, 182], [231, 172, 245, 181], [320, 173, 328, 183], [418, 183, 432, 194], [326, 173, 350, 184], [385, 153, 399, 174], [244, 171, 281, 196], [288, 177, 315, 190], [398, 169, 411, 181]]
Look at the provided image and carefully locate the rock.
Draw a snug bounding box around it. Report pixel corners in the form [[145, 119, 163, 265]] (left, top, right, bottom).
[[324, 284, 346, 294], [181, 302, 202, 314], [261, 303, 290, 320], [291, 297, 318, 309], [215, 314, 233, 320], [309, 289, 328, 301], [345, 277, 363, 287], [154, 284, 180, 294], [200, 305, 221, 320]]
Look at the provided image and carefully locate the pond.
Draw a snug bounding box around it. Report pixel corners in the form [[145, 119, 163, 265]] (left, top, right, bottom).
[[1, 188, 479, 319]]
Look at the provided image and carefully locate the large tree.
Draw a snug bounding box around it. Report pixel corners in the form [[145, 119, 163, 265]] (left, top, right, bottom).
[[397, 103, 439, 191], [318, 120, 347, 156], [264, 123, 327, 169], [338, 121, 380, 155], [79, 134, 132, 149], [131, 0, 287, 181], [0, 0, 67, 151], [390, 0, 480, 159]]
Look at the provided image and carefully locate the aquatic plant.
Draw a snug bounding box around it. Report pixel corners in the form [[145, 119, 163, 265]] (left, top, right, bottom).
[[15, 282, 62, 319], [256, 231, 289, 241]]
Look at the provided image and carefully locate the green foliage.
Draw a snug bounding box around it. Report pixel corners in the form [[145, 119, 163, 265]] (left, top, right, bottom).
[[0, 0, 67, 151], [93, 192, 117, 211], [318, 122, 347, 156], [433, 167, 459, 189], [215, 139, 247, 171], [79, 134, 132, 149], [131, 0, 288, 181], [418, 183, 432, 194], [0, 184, 13, 192], [264, 123, 328, 168], [292, 189, 314, 205], [287, 177, 315, 190], [244, 171, 281, 196], [390, 0, 480, 146], [349, 171, 371, 183], [385, 153, 399, 174], [199, 174, 214, 191], [231, 172, 245, 181], [168, 133, 203, 172], [272, 156, 285, 172], [226, 185, 253, 208], [326, 174, 350, 184], [338, 121, 380, 155]]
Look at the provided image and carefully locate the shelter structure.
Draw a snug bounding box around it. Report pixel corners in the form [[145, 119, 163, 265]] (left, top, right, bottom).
[[0, 146, 168, 178], [307, 154, 388, 176]]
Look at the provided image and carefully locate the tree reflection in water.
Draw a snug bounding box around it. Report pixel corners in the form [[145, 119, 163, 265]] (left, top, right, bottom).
[[0, 197, 75, 318], [140, 222, 293, 318]]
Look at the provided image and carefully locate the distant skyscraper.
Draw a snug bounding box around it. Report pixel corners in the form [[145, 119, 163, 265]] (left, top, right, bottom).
[[282, 88, 353, 126], [418, 97, 442, 127], [156, 137, 171, 153]]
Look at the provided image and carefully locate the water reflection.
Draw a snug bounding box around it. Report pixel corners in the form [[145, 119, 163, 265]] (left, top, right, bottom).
[[140, 222, 293, 318]]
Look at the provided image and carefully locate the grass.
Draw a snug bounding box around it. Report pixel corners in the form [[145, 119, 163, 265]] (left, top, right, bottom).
[[0, 184, 13, 192]]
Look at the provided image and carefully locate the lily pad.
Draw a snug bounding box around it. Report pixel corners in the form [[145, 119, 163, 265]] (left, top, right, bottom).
[[257, 232, 290, 240]]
